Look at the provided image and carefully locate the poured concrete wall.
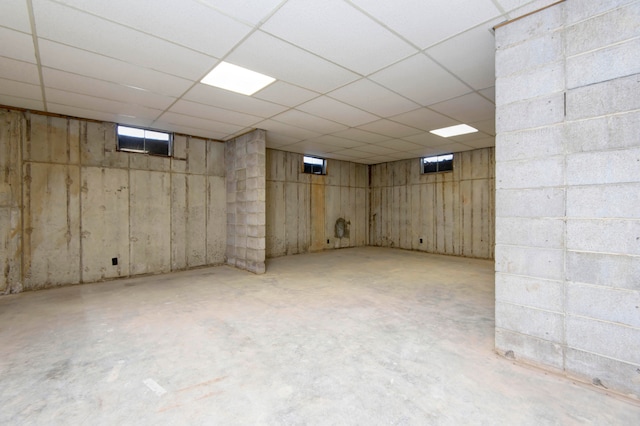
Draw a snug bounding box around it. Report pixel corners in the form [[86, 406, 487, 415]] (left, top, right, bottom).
[[0, 108, 226, 293], [495, 0, 640, 397], [370, 148, 495, 259], [0, 110, 23, 293], [266, 149, 369, 258], [226, 130, 266, 274]]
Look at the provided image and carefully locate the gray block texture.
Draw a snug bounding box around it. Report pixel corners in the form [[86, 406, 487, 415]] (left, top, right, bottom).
[[495, 0, 640, 399], [225, 130, 267, 274]]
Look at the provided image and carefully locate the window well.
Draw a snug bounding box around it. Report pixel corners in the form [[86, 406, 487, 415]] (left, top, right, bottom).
[[117, 125, 172, 156], [422, 154, 453, 174], [303, 156, 326, 175]]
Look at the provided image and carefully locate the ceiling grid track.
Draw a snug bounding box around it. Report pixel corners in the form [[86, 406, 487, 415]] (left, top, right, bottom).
[[26, 0, 47, 111]]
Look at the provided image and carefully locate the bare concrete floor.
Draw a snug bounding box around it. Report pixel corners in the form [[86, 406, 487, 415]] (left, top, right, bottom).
[[1, 247, 638, 424]]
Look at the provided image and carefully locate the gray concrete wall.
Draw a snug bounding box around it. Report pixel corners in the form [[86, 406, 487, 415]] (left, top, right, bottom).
[[495, 0, 640, 398], [0, 108, 226, 293], [0, 110, 23, 294], [265, 149, 369, 258], [369, 148, 495, 259], [226, 130, 266, 274]]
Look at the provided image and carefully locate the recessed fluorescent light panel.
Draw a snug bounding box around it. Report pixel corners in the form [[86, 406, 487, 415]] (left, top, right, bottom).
[[430, 124, 478, 138], [201, 61, 275, 96]]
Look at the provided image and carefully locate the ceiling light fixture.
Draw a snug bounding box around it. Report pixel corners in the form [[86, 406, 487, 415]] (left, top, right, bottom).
[[430, 124, 478, 138], [201, 61, 275, 96]]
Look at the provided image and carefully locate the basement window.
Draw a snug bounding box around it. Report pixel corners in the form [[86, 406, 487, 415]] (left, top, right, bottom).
[[422, 154, 453, 174], [117, 125, 172, 156], [303, 156, 326, 175]]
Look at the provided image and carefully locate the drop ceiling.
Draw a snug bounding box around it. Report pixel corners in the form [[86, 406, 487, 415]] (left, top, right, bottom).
[[0, 0, 555, 164]]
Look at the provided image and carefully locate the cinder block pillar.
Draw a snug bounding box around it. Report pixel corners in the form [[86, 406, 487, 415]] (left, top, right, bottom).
[[495, 0, 640, 398], [225, 130, 266, 274]]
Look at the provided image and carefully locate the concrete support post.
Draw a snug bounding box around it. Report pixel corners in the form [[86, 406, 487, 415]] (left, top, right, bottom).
[[225, 130, 267, 274]]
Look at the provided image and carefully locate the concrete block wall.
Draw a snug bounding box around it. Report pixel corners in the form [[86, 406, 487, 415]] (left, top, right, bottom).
[[0, 108, 226, 293], [369, 148, 495, 259], [495, 0, 640, 398], [225, 130, 266, 274], [265, 149, 368, 258]]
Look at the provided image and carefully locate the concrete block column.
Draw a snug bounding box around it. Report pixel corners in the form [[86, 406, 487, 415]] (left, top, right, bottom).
[[495, 0, 640, 398], [494, 1, 567, 372], [225, 130, 266, 274]]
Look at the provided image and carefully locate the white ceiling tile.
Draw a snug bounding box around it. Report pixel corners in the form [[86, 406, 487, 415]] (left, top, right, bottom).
[[261, 0, 417, 75], [297, 96, 378, 127], [370, 54, 471, 106], [254, 81, 319, 107], [389, 108, 458, 132], [461, 137, 495, 150], [42, 68, 176, 109], [271, 110, 348, 134], [169, 100, 263, 127], [255, 119, 321, 141], [505, 0, 559, 18], [391, 151, 421, 160], [226, 31, 359, 93], [38, 40, 192, 97], [423, 142, 474, 154], [184, 84, 288, 117], [33, 0, 217, 80], [426, 22, 500, 90], [356, 158, 381, 165], [302, 136, 355, 150], [0, 0, 504, 165], [329, 79, 419, 117], [198, 0, 284, 25], [0, 0, 31, 32], [330, 128, 389, 144], [282, 141, 340, 157], [379, 152, 410, 160], [156, 111, 245, 136], [265, 132, 302, 148], [494, 0, 534, 11], [470, 118, 496, 136], [449, 130, 493, 143], [326, 150, 363, 161], [303, 135, 364, 149], [54, 0, 252, 57], [0, 57, 40, 85], [275, 143, 306, 155], [363, 155, 400, 164], [45, 88, 164, 121], [351, 0, 501, 49], [350, 144, 398, 156], [0, 27, 36, 63], [0, 78, 41, 100], [402, 132, 450, 147], [429, 93, 495, 124], [0, 95, 44, 111], [408, 146, 452, 157], [46, 103, 155, 127], [357, 119, 422, 138], [374, 139, 423, 151]]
